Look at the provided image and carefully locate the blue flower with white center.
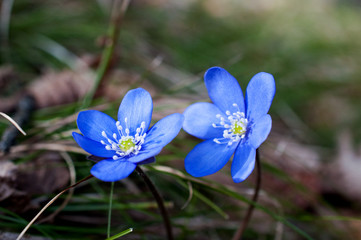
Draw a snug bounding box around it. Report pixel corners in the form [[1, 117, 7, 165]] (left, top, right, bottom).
[[72, 88, 184, 182], [183, 67, 275, 183]]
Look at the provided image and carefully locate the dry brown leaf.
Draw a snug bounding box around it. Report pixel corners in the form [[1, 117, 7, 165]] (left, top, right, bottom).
[[0, 160, 19, 201], [258, 129, 322, 208], [0, 153, 70, 213], [26, 70, 94, 108], [323, 130, 361, 202], [17, 152, 69, 195]]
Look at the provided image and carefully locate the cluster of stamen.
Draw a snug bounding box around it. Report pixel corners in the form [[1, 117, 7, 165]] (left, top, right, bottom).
[[212, 103, 248, 146], [100, 118, 147, 160]]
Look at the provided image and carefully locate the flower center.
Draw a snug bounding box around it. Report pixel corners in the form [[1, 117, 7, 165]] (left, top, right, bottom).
[[212, 103, 248, 146], [232, 120, 247, 135], [119, 137, 136, 152], [100, 118, 147, 160]]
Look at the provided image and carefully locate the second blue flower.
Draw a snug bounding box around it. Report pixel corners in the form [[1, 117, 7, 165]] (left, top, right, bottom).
[[183, 67, 275, 183]]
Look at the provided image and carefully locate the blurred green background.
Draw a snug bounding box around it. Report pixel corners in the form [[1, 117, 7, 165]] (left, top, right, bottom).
[[1, 0, 361, 239]]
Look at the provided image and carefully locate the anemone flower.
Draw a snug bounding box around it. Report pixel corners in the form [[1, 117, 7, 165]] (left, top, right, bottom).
[[183, 67, 275, 183], [73, 88, 184, 182]]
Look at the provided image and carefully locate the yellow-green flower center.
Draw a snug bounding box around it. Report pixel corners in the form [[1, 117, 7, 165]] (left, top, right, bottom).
[[101, 119, 147, 160], [119, 138, 136, 152], [232, 121, 247, 135]]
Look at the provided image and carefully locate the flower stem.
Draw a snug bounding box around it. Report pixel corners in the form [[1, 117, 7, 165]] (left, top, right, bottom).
[[135, 166, 173, 240], [232, 149, 262, 240], [107, 181, 115, 238]]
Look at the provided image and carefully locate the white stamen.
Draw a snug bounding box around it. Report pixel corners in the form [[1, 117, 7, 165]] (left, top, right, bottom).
[[211, 103, 248, 146], [101, 119, 148, 160]]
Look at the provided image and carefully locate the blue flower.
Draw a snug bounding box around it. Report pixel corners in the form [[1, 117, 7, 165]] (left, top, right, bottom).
[[73, 88, 184, 182], [183, 67, 275, 183]]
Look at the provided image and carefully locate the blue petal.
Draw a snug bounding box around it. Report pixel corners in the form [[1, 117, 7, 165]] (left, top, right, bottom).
[[185, 138, 238, 177], [126, 146, 162, 163], [90, 159, 136, 182], [138, 157, 156, 165], [127, 113, 184, 163], [77, 110, 118, 142], [183, 102, 225, 140], [117, 88, 153, 136], [231, 144, 256, 183], [248, 114, 272, 149], [143, 113, 184, 149], [245, 72, 275, 121], [204, 67, 245, 114], [72, 132, 115, 158]]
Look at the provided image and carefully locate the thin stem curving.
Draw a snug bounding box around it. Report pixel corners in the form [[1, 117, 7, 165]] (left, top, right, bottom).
[[107, 181, 115, 238], [17, 175, 94, 240], [135, 166, 173, 240], [232, 149, 262, 240]]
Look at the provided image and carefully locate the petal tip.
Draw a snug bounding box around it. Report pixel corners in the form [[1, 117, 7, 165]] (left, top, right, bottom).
[[90, 160, 136, 182], [72, 131, 79, 138], [253, 72, 276, 91], [204, 66, 226, 79], [72, 131, 83, 142], [232, 176, 247, 183], [231, 166, 254, 183], [129, 87, 151, 97]]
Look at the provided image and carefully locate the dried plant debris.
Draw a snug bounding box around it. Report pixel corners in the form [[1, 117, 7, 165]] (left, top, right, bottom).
[[17, 152, 69, 195], [260, 130, 322, 209], [101, 69, 156, 100], [0, 160, 21, 201], [0, 55, 97, 113], [0, 153, 69, 213], [26, 70, 94, 109], [0, 69, 93, 113], [323, 130, 361, 203]]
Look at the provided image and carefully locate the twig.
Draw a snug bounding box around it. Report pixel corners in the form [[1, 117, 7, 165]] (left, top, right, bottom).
[[16, 175, 94, 240], [232, 149, 262, 240], [0, 95, 35, 153], [0, 112, 27, 136], [181, 181, 193, 210], [135, 166, 173, 240], [81, 0, 131, 109], [1, 143, 86, 157]]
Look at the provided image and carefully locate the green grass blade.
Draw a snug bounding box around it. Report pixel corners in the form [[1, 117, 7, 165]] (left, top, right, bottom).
[[105, 228, 133, 240]]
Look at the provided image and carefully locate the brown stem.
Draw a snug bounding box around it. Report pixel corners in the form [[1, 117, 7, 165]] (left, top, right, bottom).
[[232, 149, 262, 240], [135, 166, 173, 240]]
